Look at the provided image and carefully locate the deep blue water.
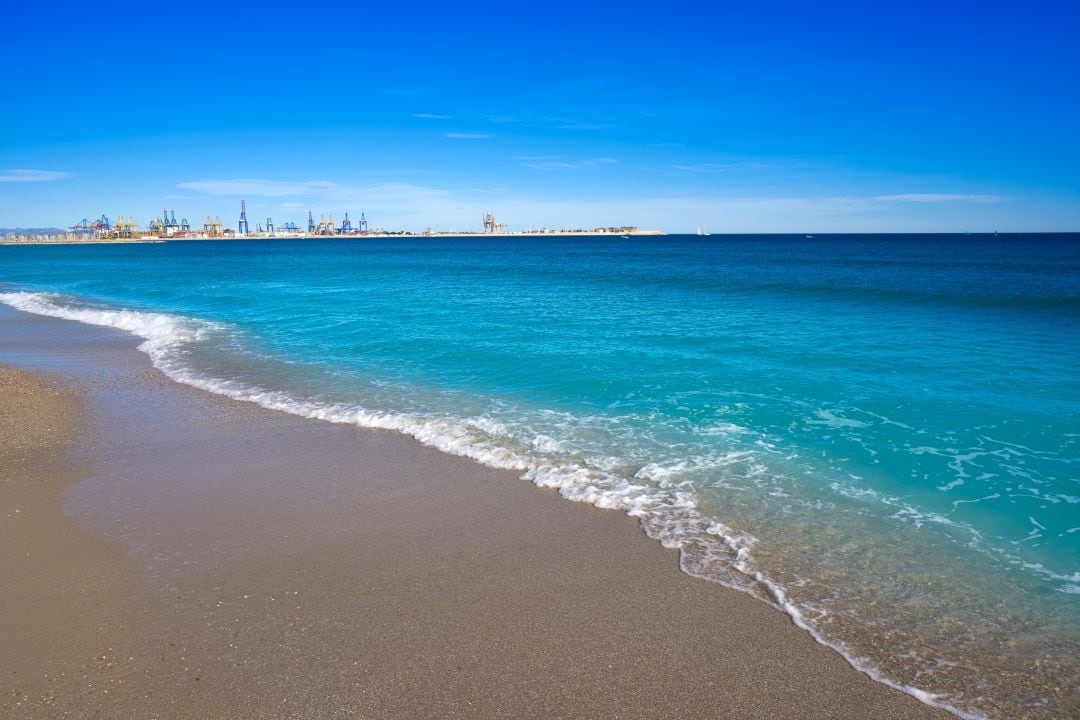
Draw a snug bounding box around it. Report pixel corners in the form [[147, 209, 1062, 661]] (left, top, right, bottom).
[[2, 233, 1078, 718]]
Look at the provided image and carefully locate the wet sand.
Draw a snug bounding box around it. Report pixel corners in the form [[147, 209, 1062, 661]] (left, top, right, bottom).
[[0, 366, 155, 716], [0, 304, 951, 719]]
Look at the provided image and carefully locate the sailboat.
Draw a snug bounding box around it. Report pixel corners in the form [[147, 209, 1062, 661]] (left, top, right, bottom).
[[696, 225, 710, 237]]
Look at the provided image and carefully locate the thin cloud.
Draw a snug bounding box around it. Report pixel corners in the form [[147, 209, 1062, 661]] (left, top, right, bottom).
[[539, 116, 614, 131], [178, 178, 339, 197], [873, 193, 1008, 203], [177, 177, 453, 207], [673, 163, 748, 173], [0, 168, 72, 182], [358, 182, 452, 202], [444, 132, 492, 139], [492, 195, 881, 233], [522, 157, 617, 171], [413, 113, 450, 119], [556, 122, 614, 130]]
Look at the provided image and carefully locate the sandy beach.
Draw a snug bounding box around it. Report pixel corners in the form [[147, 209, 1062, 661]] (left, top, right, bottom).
[[0, 304, 951, 719]]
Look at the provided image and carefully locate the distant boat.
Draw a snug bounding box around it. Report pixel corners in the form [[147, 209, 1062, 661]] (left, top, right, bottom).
[[806, 234, 815, 239], [697, 225, 710, 236]]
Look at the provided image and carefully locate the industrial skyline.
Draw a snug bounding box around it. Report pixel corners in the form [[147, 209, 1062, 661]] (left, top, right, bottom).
[[45, 202, 644, 241], [3, 1, 1079, 232]]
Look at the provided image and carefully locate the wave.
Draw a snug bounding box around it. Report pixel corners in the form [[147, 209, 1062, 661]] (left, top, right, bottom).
[[0, 289, 985, 720]]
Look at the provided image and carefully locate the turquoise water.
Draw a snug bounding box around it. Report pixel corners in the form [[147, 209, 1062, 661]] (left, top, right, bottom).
[[2, 234, 1078, 717]]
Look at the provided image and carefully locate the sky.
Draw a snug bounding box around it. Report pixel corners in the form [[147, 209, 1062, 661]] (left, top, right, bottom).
[[2, 0, 1079, 233]]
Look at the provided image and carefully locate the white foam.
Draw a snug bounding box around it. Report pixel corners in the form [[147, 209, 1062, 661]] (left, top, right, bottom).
[[0, 289, 987, 720]]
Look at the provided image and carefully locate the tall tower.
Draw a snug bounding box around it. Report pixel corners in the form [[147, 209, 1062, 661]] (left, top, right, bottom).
[[266, 217, 275, 236], [307, 210, 316, 235], [238, 200, 249, 235]]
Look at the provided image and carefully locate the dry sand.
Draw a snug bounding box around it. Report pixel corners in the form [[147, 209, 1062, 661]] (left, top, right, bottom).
[[0, 304, 952, 719]]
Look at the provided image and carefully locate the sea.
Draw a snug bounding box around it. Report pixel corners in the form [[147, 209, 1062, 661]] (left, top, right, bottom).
[[1, 233, 1077, 718]]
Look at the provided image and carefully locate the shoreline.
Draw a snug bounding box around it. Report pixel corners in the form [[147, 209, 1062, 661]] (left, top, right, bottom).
[[0, 304, 952, 719], [0, 230, 665, 245]]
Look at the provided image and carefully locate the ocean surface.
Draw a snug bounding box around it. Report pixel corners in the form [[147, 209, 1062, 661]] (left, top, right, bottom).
[[1, 234, 1077, 718]]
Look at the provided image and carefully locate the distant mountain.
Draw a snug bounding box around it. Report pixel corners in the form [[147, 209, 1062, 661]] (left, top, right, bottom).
[[0, 227, 65, 236]]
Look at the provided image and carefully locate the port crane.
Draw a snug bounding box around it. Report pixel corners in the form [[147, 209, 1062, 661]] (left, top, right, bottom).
[[114, 216, 138, 238], [482, 211, 506, 234], [203, 216, 224, 237], [68, 218, 93, 236]]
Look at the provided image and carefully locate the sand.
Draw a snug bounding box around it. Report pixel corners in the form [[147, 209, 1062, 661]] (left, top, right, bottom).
[[0, 304, 952, 719], [0, 366, 155, 716]]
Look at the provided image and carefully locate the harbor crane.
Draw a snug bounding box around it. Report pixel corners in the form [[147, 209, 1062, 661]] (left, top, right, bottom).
[[482, 211, 506, 234], [204, 216, 224, 237], [69, 214, 111, 236], [68, 218, 93, 236], [114, 216, 138, 238]]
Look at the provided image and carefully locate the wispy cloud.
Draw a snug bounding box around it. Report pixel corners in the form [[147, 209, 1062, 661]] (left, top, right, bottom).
[[555, 121, 614, 130], [0, 168, 72, 183], [521, 157, 617, 171], [413, 113, 450, 119], [177, 177, 453, 206], [535, 115, 615, 131], [492, 195, 895, 233], [444, 132, 492, 139], [671, 162, 768, 173], [177, 178, 339, 197], [485, 114, 613, 130], [873, 193, 1008, 203]]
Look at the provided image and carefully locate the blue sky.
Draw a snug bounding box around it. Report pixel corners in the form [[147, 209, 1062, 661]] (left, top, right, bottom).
[[2, 0, 1078, 232]]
